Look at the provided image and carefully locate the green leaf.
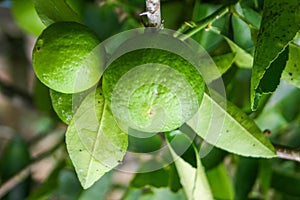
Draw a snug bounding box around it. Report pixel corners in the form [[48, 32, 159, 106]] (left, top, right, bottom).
[[166, 129, 197, 168], [130, 161, 181, 192], [130, 162, 169, 188], [191, 3, 224, 52], [123, 188, 187, 200], [184, 52, 235, 84], [271, 170, 300, 196], [78, 171, 112, 200], [257, 160, 272, 198], [169, 163, 182, 192], [12, 0, 45, 35], [251, 0, 300, 110], [212, 52, 236, 74], [122, 188, 142, 200], [186, 93, 276, 158], [33, 0, 81, 26], [206, 164, 234, 200], [282, 43, 300, 88], [239, 3, 261, 29], [255, 88, 300, 133], [83, 4, 121, 41], [167, 133, 213, 200], [223, 36, 253, 68], [161, 1, 184, 30], [232, 4, 254, 50], [66, 88, 128, 189], [57, 169, 82, 200], [256, 47, 289, 93], [275, 88, 300, 122], [178, 124, 228, 171], [127, 133, 162, 153], [255, 106, 289, 134], [66, 0, 84, 16], [201, 146, 227, 170], [140, 188, 187, 200], [234, 157, 259, 200]]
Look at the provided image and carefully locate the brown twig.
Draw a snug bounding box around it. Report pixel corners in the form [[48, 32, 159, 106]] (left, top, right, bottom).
[[0, 141, 63, 198], [0, 78, 33, 106], [274, 144, 300, 162], [0, 166, 31, 198], [140, 0, 163, 29]]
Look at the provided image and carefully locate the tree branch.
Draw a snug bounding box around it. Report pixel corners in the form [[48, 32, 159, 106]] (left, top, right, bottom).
[[274, 144, 300, 162], [0, 140, 63, 198], [177, 6, 229, 40], [0, 78, 33, 106], [140, 0, 163, 29]]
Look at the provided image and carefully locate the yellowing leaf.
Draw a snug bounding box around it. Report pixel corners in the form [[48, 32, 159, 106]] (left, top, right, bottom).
[[224, 37, 253, 68], [187, 93, 276, 158], [66, 88, 127, 189], [167, 132, 213, 200]]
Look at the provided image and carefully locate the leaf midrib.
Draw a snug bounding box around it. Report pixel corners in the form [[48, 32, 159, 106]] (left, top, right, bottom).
[[85, 99, 106, 183]]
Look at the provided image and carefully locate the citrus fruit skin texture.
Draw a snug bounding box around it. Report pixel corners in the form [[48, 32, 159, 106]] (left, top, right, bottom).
[[32, 21, 102, 94], [103, 49, 205, 133]]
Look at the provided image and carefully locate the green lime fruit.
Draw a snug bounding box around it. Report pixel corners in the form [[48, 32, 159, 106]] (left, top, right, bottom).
[[32, 21, 103, 94], [103, 48, 205, 133]]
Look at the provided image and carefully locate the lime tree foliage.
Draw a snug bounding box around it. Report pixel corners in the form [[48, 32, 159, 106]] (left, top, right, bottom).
[[6, 0, 300, 199]]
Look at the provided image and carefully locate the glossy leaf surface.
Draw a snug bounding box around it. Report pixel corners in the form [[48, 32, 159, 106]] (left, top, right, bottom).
[[66, 88, 128, 189], [187, 93, 276, 157], [251, 0, 300, 109]]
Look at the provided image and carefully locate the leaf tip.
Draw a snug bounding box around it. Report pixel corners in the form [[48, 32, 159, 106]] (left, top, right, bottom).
[[78, 175, 97, 190]]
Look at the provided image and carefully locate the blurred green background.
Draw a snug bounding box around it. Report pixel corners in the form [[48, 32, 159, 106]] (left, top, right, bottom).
[[0, 0, 300, 199]]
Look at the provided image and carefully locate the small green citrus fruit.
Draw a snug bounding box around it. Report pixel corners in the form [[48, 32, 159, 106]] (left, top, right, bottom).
[[103, 48, 205, 133], [32, 21, 103, 94]]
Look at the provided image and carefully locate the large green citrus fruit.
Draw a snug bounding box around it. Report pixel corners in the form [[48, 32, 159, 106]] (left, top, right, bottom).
[[32, 21, 102, 94], [103, 48, 205, 133]]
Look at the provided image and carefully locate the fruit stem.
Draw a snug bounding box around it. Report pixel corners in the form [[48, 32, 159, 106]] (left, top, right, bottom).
[[177, 6, 229, 41], [140, 0, 163, 29]]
